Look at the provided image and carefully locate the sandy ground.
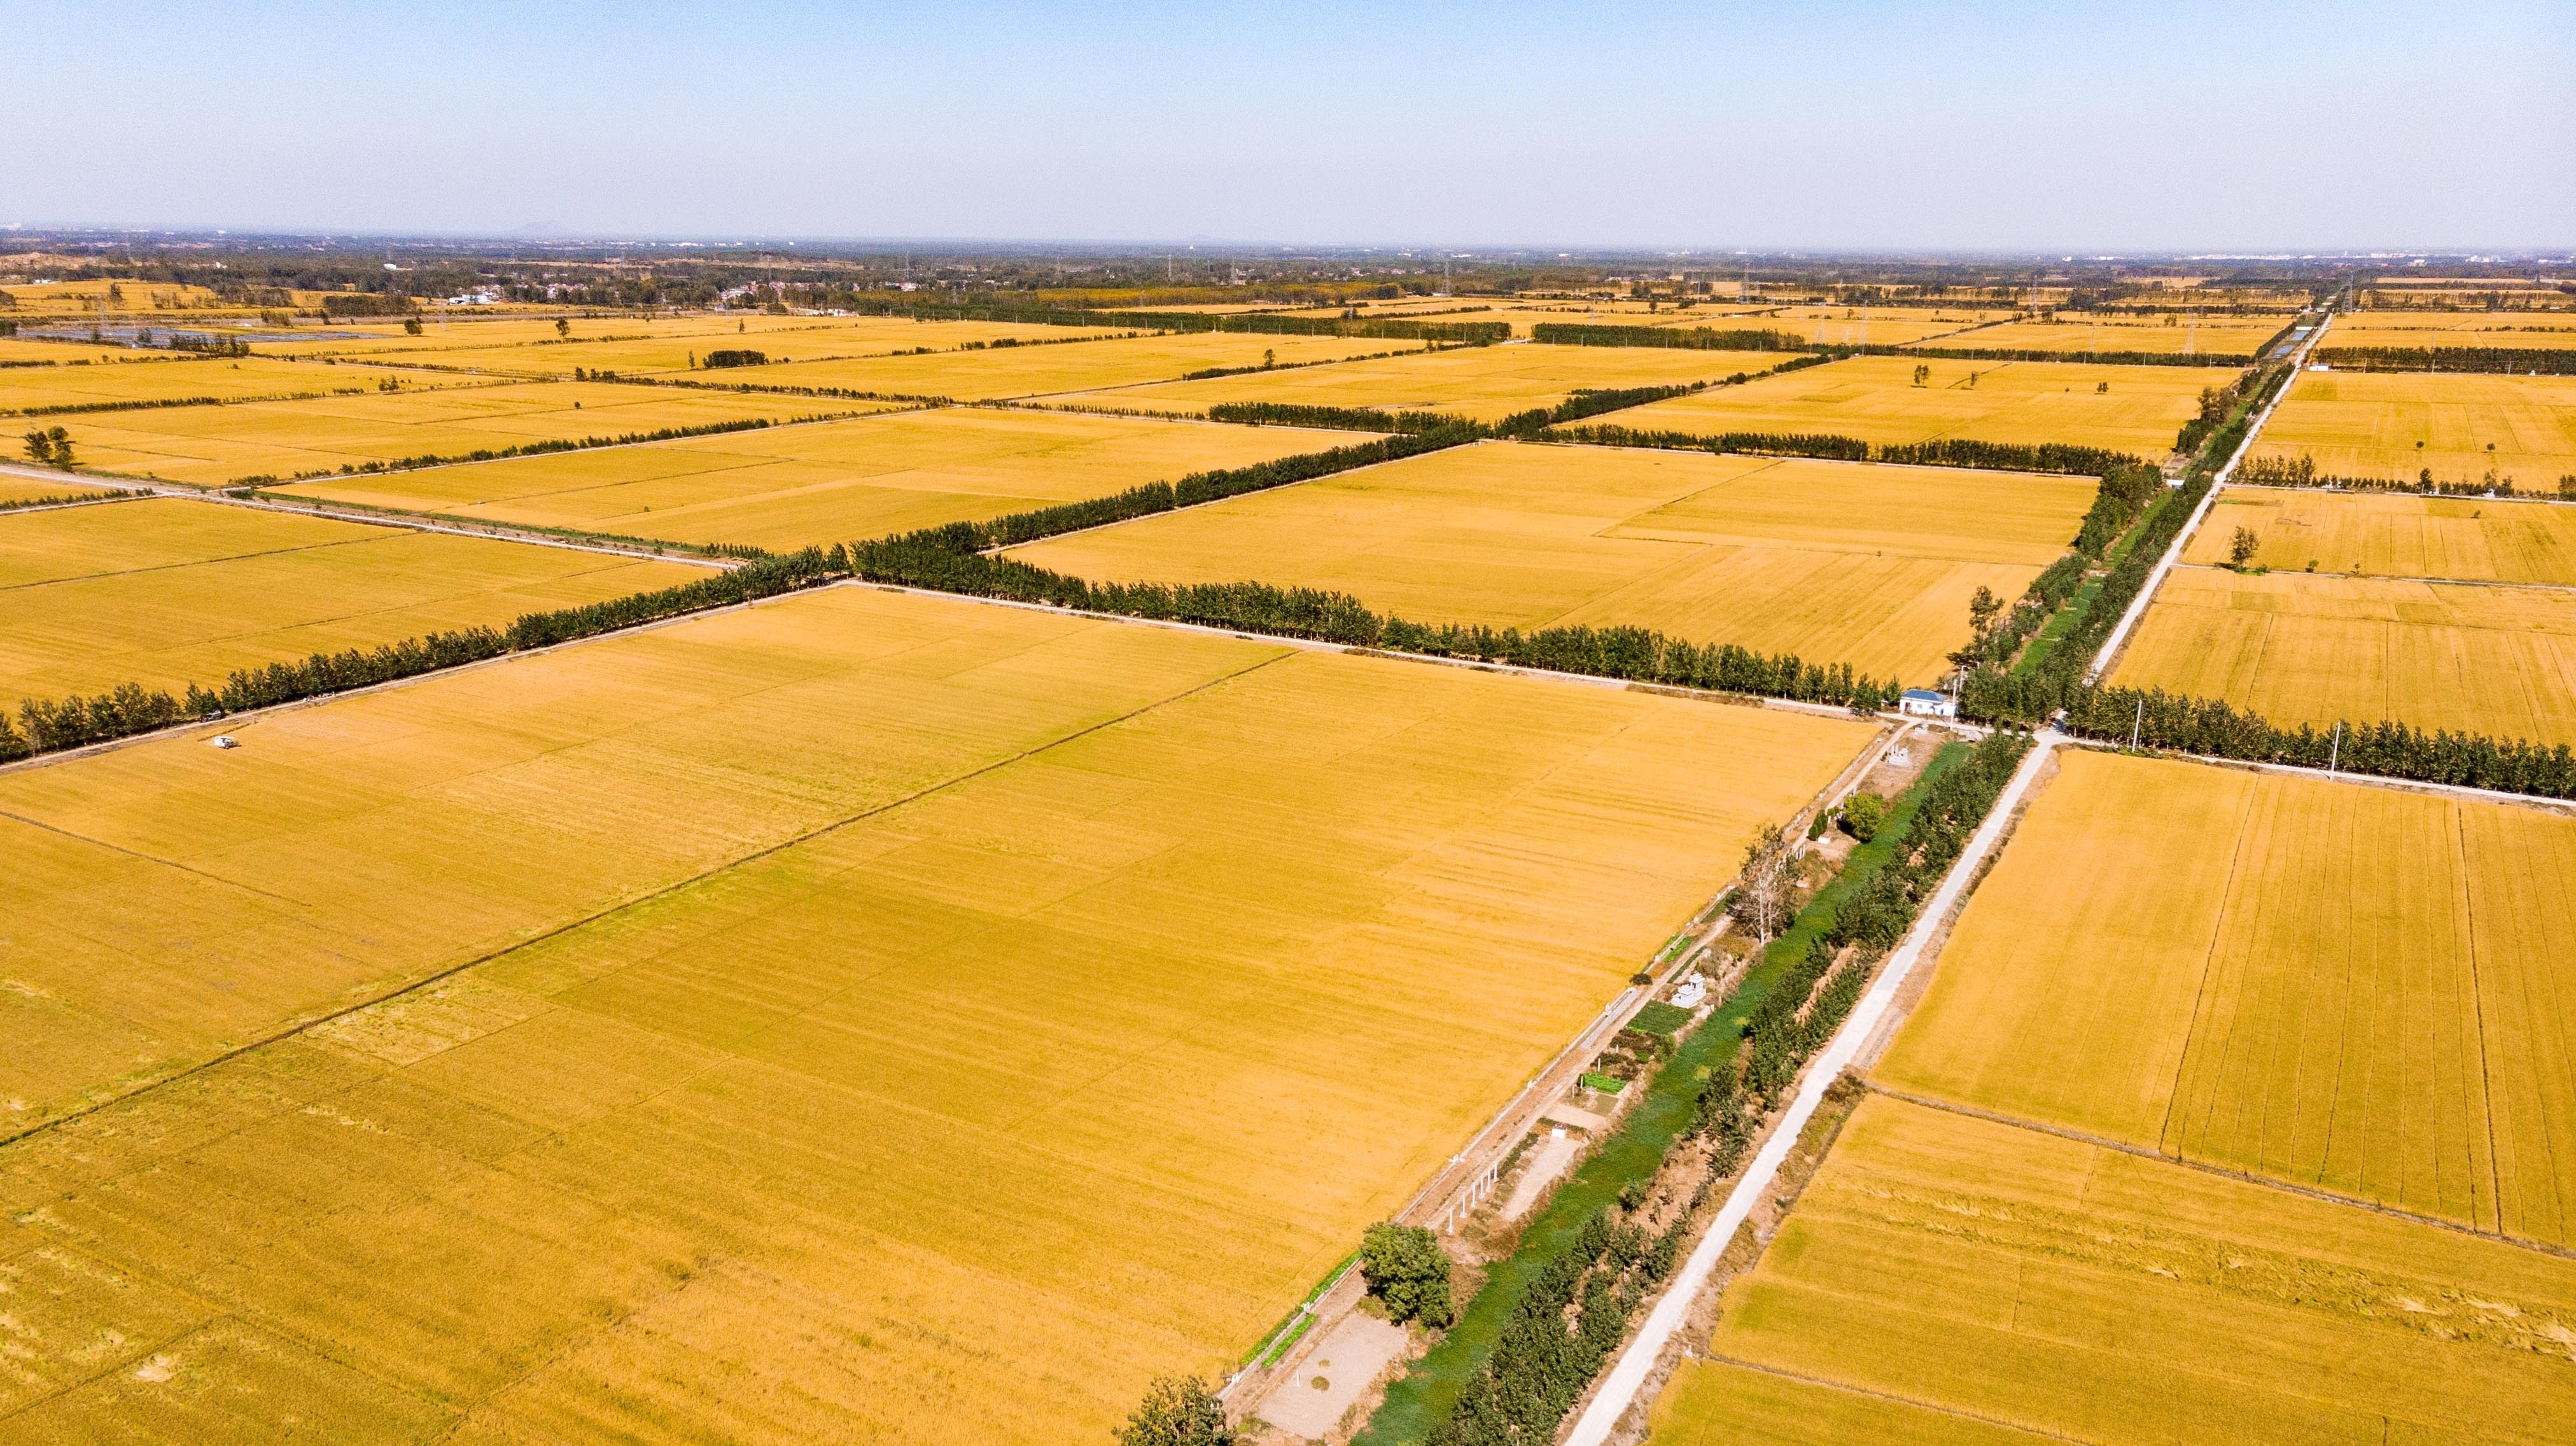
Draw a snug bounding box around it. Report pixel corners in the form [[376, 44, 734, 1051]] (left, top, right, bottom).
[[1256, 1312, 1409, 1440]]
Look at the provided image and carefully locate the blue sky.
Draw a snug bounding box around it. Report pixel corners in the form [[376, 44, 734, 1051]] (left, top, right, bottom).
[[13, 0, 2572, 249]]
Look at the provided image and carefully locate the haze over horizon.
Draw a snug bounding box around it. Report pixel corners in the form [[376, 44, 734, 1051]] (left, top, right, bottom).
[[15, 0, 2572, 252]]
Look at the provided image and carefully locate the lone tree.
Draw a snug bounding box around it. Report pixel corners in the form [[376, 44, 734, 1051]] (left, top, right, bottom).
[[1966, 585, 2003, 637], [403, 316, 423, 335], [1910, 363, 1931, 386], [1728, 822, 1797, 944], [2230, 526, 2261, 568], [1359, 1221, 1455, 1328], [555, 317, 571, 339], [1118, 1376, 1233, 1446], [22, 425, 73, 468], [1842, 792, 1887, 843]]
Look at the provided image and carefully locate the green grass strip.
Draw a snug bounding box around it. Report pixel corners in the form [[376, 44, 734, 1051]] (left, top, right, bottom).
[[1261, 1310, 1320, 1369], [1352, 741, 1968, 1445]]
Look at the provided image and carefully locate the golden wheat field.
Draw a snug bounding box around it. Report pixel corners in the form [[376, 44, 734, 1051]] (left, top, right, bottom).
[[0, 584, 1872, 1444], [0, 279, 228, 314], [1877, 748, 2576, 1246], [1649, 305, 2008, 346], [2251, 369, 2576, 487], [1040, 342, 1789, 421], [0, 475, 123, 507], [2327, 310, 2576, 350], [1607, 354, 2210, 455], [1904, 312, 2298, 358], [278, 406, 1366, 550], [2110, 566, 2576, 745], [1655, 1093, 2576, 1446], [51, 379, 864, 487], [318, 318, 1137, 379], [0, 496, 703, 701], [692, 331, 1427, 402], [246, 312, 840, 358], [0, 354, 466, 414], [0, 337, 169, 365], [1010, 439, 2091, 682], [2185, 487, 2576, 582]]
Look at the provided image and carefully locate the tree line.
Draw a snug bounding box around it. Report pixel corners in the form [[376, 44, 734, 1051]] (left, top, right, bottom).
[[841, 297, 1510, 344], [1526, 323, 1810, 351], [0, 549, 839, 762], [2054, 686, 2576, 799], [2314, 346, 2576, 376]]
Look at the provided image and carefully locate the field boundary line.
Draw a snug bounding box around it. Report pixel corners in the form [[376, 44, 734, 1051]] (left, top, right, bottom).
[[0, 649, 1293, 1152], [1863, 1083, 2576, 1264], [2453, 808, 2509, 1236], [2085, 314, 2330, 683], [1562, 732, 2059, 1446], [0, 460, 735, 570], [2168, 559, 2576, 595], [0, 574, 826, 780], [846, 577, 1882, 726], [981, 433, 1477, 554], [2052, 734, 2576, 815], [2154, 779, 2258, 1158], [1685, 1355, 2098, 1446]]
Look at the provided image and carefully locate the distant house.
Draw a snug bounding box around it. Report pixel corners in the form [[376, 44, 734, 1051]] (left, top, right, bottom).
[[1899, 688, 1957, 719]]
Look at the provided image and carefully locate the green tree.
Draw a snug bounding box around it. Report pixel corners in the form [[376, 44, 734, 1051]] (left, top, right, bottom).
[[1966, 585, 2002, 636], [2230, 526, 2260, 568], [403, 316, 424, 335], [1910, 363, 1930, 386], [1117, 1375, 1233, 1446], [1360, 1221, 1455, 1327], [1842, 792, 1886, 843], [555, 317, 571, 339], [23, 428, 53, 465]]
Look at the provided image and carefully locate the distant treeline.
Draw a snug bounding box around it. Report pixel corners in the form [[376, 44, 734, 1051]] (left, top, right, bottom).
[[1528, 323, 1810, 351], [228, 414, 844, 486], [2313, 346, 2576, 375], [0, 549, 838, 761], [1558, 422, 2146, 481], [846, 297, 1510, 344]]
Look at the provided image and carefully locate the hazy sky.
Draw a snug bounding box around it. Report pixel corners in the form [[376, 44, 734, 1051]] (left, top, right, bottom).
[[14, 0, 2572, 250]]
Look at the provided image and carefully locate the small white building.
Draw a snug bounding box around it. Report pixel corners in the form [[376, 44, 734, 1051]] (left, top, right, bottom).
[[1899, 688, 1957, 719]]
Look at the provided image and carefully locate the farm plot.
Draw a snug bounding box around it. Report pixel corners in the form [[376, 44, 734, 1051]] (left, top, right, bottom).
[[277, 406, 1367, 551], [0, 337, 173, 365], [1040, 342, 1788, 422], [694, 331, 1427, 402], [246, 312, 835, 358], [0, 354, 463, 414], [46, 379, 862, 487], [2250, 369, 2576, 488], [1902, 312, 2298, 358], [0, 474, 126, 507], [1606, 354, 2211, 455], [2110, 566, 2576, 747], [0, 584, 1873, 1445], [1876, 748, 2576, 1247], [1009, 439, 2092, 682], [1649, 305, 2008, 346], [0, 496, 701, 700], [2183, 487, 2576, 583], [2326, 310, 2576, 351], [1653, 1094, 2576, 1446], [333, 318, 1133, 379]]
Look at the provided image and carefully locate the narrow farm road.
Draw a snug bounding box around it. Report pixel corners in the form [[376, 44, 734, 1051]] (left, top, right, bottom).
[[1560, 727, 2061, 1446]]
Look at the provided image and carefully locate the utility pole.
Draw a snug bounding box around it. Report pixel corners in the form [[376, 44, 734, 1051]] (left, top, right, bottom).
[[2327, 720, 2343, 775], [2129, 697, 2144, 752]]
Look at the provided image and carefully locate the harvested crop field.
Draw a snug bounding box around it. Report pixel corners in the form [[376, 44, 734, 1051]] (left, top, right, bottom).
[[1877, 748, 2576, 1246], [346, 318, 1133, 379], [277, 405, 1365, 550], [0, 354, 461, 414], [0, 584, 1874, 1444], [1655, 1093, 2576, 1446], [689, 331, 1427, 402], [1604, 354, 2211, 455], [46, 380, 865, 487], [2110, 565, 2576, 746], [1039, 342, 1789, 421], [1009, 439, 2092, 682], [2183, 487, 2576, 583], [0, 496, 702, 700], [1901, 312, 2297, 358], [2250, 369, 2576, 488]]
